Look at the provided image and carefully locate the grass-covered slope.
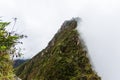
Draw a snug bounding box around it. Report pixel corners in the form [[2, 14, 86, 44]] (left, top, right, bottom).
[[15, 18, 101, 80]]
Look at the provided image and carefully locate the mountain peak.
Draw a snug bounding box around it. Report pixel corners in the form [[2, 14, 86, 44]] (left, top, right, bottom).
[[16, 18, 101, 80], [60, 17, 81, 31]]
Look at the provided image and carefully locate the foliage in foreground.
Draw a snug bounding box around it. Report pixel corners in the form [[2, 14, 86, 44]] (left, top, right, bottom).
[[0, 20, 25, 80]]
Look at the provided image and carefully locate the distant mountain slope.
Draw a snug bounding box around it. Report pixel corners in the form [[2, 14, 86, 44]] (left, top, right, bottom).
[[15, 18, 101, 80], [13, 59, 29, 68]]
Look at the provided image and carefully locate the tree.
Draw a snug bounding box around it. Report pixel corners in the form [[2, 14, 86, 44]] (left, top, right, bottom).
[[0, 20, 26, 80]]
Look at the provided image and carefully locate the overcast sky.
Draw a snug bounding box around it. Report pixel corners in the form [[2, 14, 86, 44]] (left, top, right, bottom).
[[1, 0, 120, 80]]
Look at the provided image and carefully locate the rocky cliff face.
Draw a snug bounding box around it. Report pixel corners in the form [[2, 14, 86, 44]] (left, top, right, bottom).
[[15, 18, 101, 80]]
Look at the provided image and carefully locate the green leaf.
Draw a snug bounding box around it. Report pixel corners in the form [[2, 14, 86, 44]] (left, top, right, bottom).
[[0, 45, 7, 50]]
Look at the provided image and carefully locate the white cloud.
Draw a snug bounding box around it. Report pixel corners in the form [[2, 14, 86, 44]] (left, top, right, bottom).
[[0, 0, 15, 7], [1, 0, 120, 80]]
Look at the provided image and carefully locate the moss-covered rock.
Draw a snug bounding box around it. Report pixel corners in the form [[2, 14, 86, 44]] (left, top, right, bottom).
[[15, 18, 101, 80]]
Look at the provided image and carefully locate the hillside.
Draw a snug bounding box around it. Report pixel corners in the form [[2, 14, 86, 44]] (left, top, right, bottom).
[[13, 59, 29, 68], [15, 18, 101, 80]]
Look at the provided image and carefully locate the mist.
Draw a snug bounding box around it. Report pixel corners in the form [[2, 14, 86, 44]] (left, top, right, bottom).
[[0, 0, 120, 80]]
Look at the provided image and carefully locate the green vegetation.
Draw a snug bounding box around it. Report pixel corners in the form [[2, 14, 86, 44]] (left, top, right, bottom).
[[0, 20, 25, 80], [16, 18, 101, 80]]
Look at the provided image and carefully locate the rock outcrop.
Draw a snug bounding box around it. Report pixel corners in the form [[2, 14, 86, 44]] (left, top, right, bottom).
[[15, 18, 101, 80]]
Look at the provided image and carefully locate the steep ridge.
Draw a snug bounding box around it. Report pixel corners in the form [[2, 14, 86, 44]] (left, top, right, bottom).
[[15, 18, 101, 80]]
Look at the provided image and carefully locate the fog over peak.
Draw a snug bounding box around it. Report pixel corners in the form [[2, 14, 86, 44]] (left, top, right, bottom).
[[0, 0, 120, 80]]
